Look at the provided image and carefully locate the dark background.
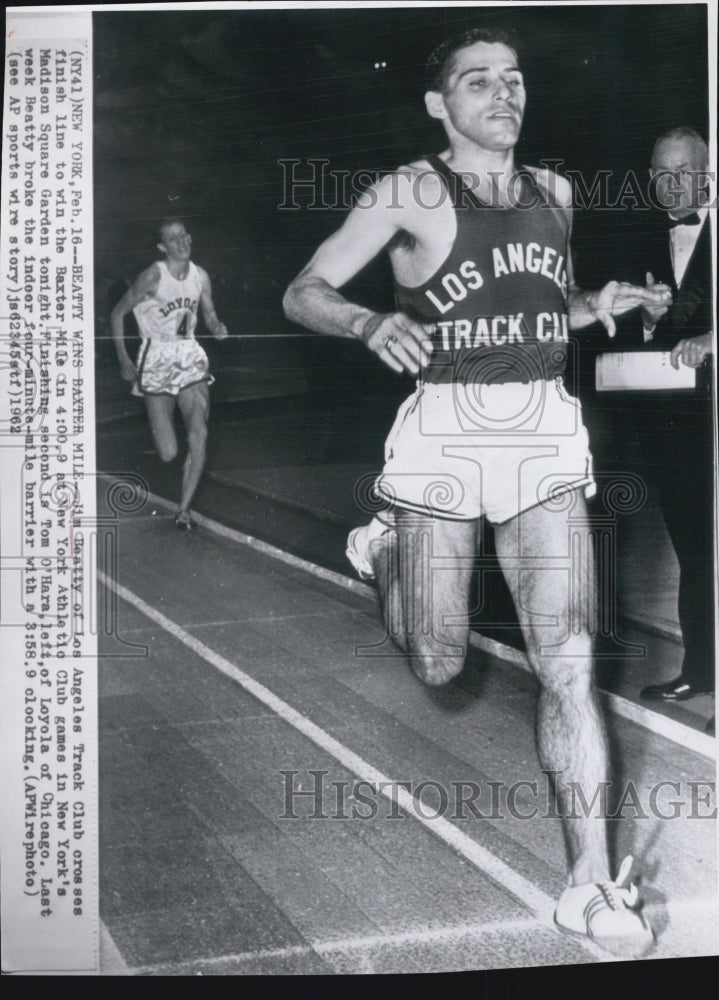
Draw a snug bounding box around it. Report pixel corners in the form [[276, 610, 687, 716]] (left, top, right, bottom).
[[93, 3, 710, 337]]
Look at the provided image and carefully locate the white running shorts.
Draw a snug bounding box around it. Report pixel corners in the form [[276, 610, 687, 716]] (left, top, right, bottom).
[[374, 377, 596, 523], [133, 338, 213, 397]]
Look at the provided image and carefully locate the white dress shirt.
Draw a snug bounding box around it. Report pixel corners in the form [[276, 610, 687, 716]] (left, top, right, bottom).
[[669, 206, 708, 287]]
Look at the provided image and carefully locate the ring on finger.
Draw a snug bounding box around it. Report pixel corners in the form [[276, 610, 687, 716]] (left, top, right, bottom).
[[384, 333, 397, 350]]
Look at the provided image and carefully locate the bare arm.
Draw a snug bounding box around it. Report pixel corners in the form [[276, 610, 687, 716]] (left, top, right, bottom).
[[110, 265, 160, 381], [565, 234, 673, 335], [534, 171, 673, 337], [568, 274, 673, 337], [283, 173, 435, 375], [197, 267, 228, 339]]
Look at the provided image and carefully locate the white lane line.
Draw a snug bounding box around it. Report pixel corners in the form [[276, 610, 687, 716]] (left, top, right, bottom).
[[140, 486, 375, 599], [97, 568, 610, 963], [122, 482, 715, 763], [317, 916, 542, 953], [599, 690, 715, 758], [127, 915, 544, 975], [128, 899, 718, 976], [468, 634, 715, 761], [131, 944, 310, 975], [617, 606, 682, 641]]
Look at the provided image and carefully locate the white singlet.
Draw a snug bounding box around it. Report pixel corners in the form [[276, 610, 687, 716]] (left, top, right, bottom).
[[132, 261, 212, 396]]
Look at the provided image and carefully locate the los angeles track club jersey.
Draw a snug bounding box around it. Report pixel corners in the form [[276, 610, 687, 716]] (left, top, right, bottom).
[[394, 156, 571, 385], [133, 260, 202, 342]]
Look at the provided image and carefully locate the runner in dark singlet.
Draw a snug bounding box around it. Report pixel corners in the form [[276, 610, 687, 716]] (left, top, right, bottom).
[[395, 156, 570, 385], [283, 27, 672, 956]]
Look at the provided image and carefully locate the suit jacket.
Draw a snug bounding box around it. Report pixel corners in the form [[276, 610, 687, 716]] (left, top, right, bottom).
[[612, 210, 713, 398], [642, 212, 712, 346]]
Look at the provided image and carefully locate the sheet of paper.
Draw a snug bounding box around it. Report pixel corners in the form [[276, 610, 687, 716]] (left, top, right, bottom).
[[595, 352, 697, 391]]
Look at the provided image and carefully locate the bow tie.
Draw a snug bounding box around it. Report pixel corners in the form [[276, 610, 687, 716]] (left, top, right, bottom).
[[667, 212, 701, 229]]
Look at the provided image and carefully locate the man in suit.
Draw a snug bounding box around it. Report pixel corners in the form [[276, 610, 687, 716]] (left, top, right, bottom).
[[629, 129, 715, 722]]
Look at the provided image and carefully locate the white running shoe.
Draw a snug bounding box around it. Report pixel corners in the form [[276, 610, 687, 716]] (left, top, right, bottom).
[[554, 856, 654, 958], [345, 517, 393, 580]]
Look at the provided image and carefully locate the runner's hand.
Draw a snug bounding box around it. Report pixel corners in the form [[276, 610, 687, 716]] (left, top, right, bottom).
[[119, 357, 137, 382], [212, 322, 229, 341], [359, 312, 435, 375], [593, 279, 672, 338]]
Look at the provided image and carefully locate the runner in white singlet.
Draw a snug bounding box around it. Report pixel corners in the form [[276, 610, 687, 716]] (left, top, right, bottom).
[[111, 218, 228, 530]]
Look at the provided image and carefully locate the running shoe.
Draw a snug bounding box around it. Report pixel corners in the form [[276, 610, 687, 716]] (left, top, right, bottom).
[[175, 511, 198, 532], [345, 517, 392, 580], [554, 855, 654, 957]]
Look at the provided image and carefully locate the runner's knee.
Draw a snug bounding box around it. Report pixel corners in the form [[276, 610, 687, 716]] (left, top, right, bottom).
[[408, 633, 467, 686], [530, 647, 594, 693], [157, 440, 178, 463], [520, 603, 593, 676], [187, 422, 208, 453]]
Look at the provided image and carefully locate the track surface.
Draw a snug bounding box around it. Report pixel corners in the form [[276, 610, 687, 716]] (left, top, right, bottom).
[[96, 499, 717, 975], [95, 352, 717, 975]]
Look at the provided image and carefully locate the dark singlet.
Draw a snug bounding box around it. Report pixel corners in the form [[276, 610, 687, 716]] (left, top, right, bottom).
[[394, 155, 571, 385]]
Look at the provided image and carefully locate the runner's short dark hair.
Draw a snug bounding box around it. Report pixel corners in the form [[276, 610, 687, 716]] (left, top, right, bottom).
[[156, 217, 186, 243], [426, 26, 522, 93]]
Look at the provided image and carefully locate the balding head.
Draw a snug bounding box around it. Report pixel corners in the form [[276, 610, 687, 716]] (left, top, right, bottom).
[[651, 128, 708, 172], [650, 128, 710, 217]]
